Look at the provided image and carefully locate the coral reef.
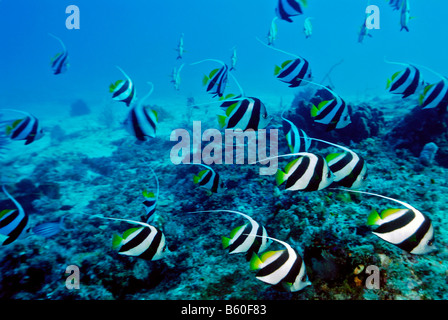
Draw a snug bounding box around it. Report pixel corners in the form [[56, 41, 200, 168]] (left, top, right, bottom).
[[0, 93, 447, 301]]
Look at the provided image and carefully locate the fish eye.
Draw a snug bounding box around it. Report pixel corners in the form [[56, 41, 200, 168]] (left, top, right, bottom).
[[428, 239, 434, 246], [301, 275, 308, 282]]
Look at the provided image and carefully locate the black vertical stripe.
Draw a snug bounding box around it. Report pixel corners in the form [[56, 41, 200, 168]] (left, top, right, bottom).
[[305, 155, 325, 191], [336, 156, 365, 188], [329, 152, 353, 173], [421, 80, 444, 108], [374, 209, 415, 234], [285, 156, 311, 189], [112, 80, 131, 99], [246, 98, 262, 130], [402, 67, 420, 98], [120, 227, 152, 253], [256, 249, 289, 279], [396, 216, 432, 253], [278, 59, 301, 79], [131, 109, 146, 141], [227, 99, 249, 129], [25, 118, 39, 145], [11, 116, 31, 139], [139, 229, 163, 260], [199, 169, 213, 187], [282, 250, 303, 284], [2, 214, 28, 245], [390, 67, 411, 92]]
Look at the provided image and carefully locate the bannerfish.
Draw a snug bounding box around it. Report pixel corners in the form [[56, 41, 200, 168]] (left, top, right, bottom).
[[49, 33, 69, 75], [176, 33, 185, 60], [188, 210, 271, 261], [191, 59, 230, 98], [307, 80, 351, 131], [301, 136, 368, 189], [389, 0, 404, 10], [336, 189, 436, 255], [386, 63, 423, 98], [0, 185, 29, 245], [358, 21, 372, 43], [2, 109, 44, 145], [275, 0, 307, 23], [303, 17, 313, 38], [267, 17, 278, 46], [171, 64, 184, 91], [141, 167, 159, 223], [400, 0, 411, 32], [124, 82, 158, 141], [420, 78, 448, 111], [249, 235, 311, 292], [191, 163, 226, 193], [230, 47, 237, 71], [217, 96, 271, 131], [281, 115, 312, 154], [103, 217, 169, 261], [275, 152, 335, 191], [257, 37, 312, 88], [110, 66, 136, 107], [275, 58, 312, 88]]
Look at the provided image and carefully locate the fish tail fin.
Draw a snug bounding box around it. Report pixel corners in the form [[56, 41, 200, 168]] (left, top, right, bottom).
[[249, 252, 263, 271], [275, 170, 286, 186], [112, 234, 123, 250], [367, 209, 381, 226], [222, 236, 231, 249], [217, 115, 227, 129], [310, 104, 319, 117], [193, 174, 200, 184]]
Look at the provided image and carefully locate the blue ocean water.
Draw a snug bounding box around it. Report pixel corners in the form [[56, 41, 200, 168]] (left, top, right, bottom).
[[0, 0, 448, 303]]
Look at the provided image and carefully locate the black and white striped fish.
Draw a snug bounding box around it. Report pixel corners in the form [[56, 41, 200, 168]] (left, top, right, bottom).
[[309, 81, 351, 131], [203, 63, 229, 98], [388, 0, 404, 10], [281, 116, 312, 154], [221, 210, 270, 261], [141, 167, 159, 223], [310, 138, 368, 189], [217, 96, 271, 131], [420, 78, 448, 111], [3, 109, 44, 145], [110, 66, 136, 107], [124, 82, 158, 141], [386, 64, 423, 98], [0, 185, 29, 246], [339, 189, 436, 255], [249, 235, 311, 292], [275, 0, 307, 23], [275, 152, 335, 191], [107, 217, 168, 261], [192, 164, 226, 193], [49, 33, 69, 75], [256, 38, 312, 88], [275, 58, 312, 88]]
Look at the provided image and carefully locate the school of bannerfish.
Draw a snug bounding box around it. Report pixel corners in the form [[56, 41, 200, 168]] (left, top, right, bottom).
[[0, 0, 443, 294]]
